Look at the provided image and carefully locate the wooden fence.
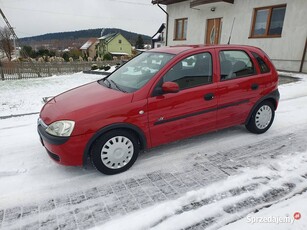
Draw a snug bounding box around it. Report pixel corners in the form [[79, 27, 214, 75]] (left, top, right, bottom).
[[0, 61, 118, 80]]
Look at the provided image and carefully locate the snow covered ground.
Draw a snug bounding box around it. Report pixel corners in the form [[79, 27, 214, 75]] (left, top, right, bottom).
[[0, 73, 103, 118], [0, 71, 307, 229]]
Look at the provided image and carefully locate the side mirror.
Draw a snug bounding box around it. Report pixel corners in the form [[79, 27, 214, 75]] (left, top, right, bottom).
[[162, 82, 180, 94]]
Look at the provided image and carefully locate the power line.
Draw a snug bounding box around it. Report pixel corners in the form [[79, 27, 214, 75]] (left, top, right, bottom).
[[0, 7, 41, 76]]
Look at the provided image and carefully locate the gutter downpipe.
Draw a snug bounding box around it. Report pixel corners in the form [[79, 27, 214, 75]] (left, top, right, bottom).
[[157, 3, 169, 46], [299, 37, 307, 73]]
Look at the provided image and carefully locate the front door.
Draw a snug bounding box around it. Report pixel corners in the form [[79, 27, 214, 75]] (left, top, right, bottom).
[[206, 18, 222, 45], [147, 52, 217, 147]]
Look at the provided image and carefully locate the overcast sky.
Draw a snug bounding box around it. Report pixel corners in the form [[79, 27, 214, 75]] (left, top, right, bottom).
[[0, 0, 166, 38]]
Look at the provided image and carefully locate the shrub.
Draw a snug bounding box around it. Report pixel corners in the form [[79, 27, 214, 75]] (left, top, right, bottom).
[[103, 53, 112, 61], [104, 65, 111, 71], [91, 64, 98, 70]]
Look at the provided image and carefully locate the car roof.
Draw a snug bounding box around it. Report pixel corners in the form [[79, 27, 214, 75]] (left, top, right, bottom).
[[149, 44, 260, 55]]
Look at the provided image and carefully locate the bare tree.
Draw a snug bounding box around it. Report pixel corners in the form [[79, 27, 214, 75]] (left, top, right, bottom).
[[0, 26, 14, 61]]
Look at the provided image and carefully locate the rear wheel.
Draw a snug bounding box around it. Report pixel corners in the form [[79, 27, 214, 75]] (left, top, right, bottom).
[[91, 130, 139, 175], [246, 101, 275, 134]]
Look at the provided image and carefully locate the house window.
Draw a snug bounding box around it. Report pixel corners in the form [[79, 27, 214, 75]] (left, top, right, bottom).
[[118, 39, 122, 44], [250, 4, 286, 38], [174, 18, 188, 40]]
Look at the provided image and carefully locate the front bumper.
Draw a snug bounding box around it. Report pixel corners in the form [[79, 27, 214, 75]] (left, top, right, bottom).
[[37, 118, 91, 166]]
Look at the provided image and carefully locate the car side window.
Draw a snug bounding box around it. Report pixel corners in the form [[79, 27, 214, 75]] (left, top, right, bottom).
[[251, 52, 270, 73], [219, 50, 255, 81], [163, 52, 213, 90]]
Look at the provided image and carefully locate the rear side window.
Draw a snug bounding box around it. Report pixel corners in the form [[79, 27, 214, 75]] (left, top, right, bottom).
[[163, 52, 212, 90], [251, 52, 270, 73], [219, 50, 255, 80]]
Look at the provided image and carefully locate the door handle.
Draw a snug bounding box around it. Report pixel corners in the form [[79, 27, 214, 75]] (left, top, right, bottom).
[[251, 83, 259, 90], [204, 93, 214, 101]]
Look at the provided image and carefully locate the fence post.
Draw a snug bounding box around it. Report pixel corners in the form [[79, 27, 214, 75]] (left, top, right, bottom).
[[0, 66, 4, 80], [47, 65, 51, 76], [17, 63, 22, 79]]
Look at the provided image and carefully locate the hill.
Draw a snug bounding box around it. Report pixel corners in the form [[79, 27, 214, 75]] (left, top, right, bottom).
[[19, 28, 152, 50]]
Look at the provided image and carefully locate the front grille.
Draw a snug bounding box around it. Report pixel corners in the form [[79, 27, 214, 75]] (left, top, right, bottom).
[[46, 149, 60, 162]]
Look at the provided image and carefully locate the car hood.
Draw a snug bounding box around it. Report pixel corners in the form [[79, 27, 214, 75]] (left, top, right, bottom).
[[40, 81, 133, 125]]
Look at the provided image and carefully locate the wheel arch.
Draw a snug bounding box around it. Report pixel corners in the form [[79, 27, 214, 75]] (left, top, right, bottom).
[[83, 123, 147, 167], [245, 89, 279, 125]]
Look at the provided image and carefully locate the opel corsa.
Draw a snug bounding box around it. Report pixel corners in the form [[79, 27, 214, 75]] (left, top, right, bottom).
[[38, 45, 280, 175]]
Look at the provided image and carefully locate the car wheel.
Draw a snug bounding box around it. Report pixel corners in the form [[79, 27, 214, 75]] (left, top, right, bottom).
[[246, 101, 275, 134], [91, 130, 140, 175]]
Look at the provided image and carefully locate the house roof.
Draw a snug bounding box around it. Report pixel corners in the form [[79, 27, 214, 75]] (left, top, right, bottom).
[[152, 0, 234, 5], [80, 38, 98, 50], [191, 0, 234, 7], [151, 0, 187, 5], [152, 23, 166, 39], [98, 33, 118, 43]]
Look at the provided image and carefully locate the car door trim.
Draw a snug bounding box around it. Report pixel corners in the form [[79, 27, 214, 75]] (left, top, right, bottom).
[[154, 99, 249, 126]]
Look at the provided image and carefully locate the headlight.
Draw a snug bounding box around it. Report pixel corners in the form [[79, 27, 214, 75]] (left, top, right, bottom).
[[46, 120, 75, 137]]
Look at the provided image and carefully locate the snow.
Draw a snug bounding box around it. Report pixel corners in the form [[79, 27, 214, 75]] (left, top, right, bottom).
[[92, 65, 118, 74], [219, 191, 307, 229], [0, 71, 307, 229], [92, 151, 307, 230], [80, 41, 93, 50], [0, 72, 102, 117]]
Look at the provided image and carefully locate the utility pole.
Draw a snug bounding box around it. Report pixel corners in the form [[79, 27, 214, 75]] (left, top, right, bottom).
[[0, 8, 41, 77], [0, 9, 18, 38], [0, 9, 17, 57]]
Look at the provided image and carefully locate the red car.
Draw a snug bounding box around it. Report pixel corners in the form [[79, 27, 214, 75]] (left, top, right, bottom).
[[38, 45, 279, 175]]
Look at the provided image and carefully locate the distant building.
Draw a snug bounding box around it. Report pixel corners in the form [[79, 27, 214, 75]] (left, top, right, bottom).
[[152, 23, 166, 48], [80, 38, 99, 59], [152, 0, 307, 73], [97, 33, 132, 58]]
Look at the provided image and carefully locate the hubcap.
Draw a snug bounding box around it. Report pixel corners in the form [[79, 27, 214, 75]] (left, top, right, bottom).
[[101, 136, 134, 169], [255, 105, 272, 130]]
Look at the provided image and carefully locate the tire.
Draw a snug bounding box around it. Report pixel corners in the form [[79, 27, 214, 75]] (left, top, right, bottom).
[[246, 101, 275, 134], [91, 129, 140, 175]]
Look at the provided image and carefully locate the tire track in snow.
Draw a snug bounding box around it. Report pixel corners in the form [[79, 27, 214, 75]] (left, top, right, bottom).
[[1, 131, 307, 230]]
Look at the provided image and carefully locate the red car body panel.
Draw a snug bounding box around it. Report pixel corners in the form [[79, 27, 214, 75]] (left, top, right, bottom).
[[38, 45, 279, 166]]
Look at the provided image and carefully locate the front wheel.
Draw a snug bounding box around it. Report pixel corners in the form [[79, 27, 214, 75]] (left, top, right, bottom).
[[246, 101, 275, 134], [91, 130, 140, 175]]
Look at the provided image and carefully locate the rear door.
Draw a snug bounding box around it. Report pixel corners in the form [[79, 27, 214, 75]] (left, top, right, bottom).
[[216, 48, 267, 129], [147, 51, 218, 147]]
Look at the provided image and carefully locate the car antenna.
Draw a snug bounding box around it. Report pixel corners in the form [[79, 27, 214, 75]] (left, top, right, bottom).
[[227, 17, 236, 45]]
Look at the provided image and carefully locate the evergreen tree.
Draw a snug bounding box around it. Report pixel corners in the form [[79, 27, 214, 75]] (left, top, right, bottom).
[[135, 35, 144, 49], [20, 46, 36, 58]]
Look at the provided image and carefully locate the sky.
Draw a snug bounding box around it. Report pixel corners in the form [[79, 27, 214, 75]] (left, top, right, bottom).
[[0, 0, 166, 38]]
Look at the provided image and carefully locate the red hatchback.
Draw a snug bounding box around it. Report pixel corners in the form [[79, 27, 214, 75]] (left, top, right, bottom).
[[38, 45, 279, 174]]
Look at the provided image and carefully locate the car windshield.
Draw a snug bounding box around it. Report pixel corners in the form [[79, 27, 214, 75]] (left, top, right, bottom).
[[100, 52, 174, 93]]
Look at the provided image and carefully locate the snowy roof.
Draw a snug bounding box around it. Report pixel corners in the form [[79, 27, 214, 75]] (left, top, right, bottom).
[[98, 33, 118, 43], [109, 52, 129, 56], [80, 38, 98, 50], [152, 23, 166, 39]]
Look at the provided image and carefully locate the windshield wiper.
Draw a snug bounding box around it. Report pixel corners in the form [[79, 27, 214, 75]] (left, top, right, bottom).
[[110, 80, 127, 93], [102, 78, 111, 88]]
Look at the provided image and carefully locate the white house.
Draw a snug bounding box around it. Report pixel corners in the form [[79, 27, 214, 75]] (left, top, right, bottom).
[[152, 0, 307, 73], [152, 23, 167, 48]]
